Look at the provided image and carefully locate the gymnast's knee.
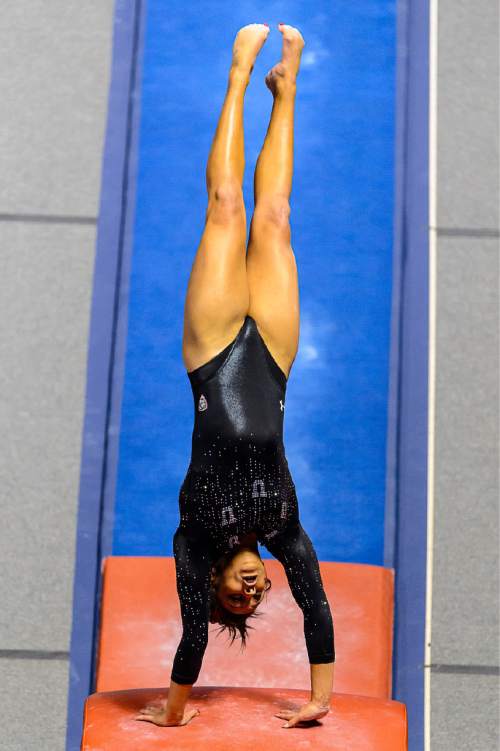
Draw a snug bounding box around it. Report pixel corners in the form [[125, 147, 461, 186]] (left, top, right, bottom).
[[207, 182, 246, 223], [252, 195, 291, 233]]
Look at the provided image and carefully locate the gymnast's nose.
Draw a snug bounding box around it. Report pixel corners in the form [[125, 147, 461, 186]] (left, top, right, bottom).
[[242, 575, 257, 593]]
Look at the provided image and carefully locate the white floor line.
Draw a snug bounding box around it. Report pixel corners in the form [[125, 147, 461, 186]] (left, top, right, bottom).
[[425, 0, 438, 748]]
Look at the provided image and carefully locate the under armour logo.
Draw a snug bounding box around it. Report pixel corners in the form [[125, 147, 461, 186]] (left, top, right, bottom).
[[280, 400, 285, 411], [198, 394, 208, 412], [265, 529, 279, 540]]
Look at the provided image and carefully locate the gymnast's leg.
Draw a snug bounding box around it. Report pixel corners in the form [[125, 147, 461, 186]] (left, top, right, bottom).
[[246, 24, 304, 379], [182, 24, 270, 373], [246, 25, 335, 713]]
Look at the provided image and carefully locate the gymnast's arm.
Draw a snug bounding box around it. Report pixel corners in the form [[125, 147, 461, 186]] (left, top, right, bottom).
[[166, 525, 212, 720], [264, 520, 335, 708]]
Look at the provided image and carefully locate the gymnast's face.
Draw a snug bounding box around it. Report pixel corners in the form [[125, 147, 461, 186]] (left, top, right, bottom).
[[215, 549, 270, 615]]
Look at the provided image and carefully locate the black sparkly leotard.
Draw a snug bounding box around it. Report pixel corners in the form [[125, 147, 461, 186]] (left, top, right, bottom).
[[171, 314, 335, 685]]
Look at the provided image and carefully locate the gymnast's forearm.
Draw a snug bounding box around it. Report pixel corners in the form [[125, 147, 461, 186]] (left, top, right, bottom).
[[302, 600, 335, 706], [169, 628, 207, 711]]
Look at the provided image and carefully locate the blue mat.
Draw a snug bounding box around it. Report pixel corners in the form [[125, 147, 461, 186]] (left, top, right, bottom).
[[113, 0, 397, 564]]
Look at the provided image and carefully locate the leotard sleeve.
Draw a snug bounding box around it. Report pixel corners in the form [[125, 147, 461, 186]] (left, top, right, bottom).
[[263, 519, 335, 664], [170, 525, 212, 685]]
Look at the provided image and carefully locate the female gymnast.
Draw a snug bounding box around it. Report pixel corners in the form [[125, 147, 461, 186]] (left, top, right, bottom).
[[135, 23, 335, 730]]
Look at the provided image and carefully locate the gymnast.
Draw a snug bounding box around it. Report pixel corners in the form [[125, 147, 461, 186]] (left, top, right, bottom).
[[135, 22, 335, 730]]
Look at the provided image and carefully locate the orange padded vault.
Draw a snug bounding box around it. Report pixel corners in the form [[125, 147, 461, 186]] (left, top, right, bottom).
[[81, 686, 407, 750], [95, 556, 394, 698]]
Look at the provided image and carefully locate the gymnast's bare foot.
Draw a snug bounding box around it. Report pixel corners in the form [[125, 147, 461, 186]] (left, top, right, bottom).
[[265, 23, 305, 96], [231, 23, 270, 78]]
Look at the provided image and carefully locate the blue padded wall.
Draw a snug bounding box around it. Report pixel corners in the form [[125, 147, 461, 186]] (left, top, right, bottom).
[[112, 0, 397, 564]]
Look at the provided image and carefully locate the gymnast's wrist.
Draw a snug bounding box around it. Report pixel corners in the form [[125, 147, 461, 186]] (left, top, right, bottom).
[[165, 709, 184, 723], [167, 678, 193, 718], [309, 691, 331, 708], [310, 660, 334, 707]]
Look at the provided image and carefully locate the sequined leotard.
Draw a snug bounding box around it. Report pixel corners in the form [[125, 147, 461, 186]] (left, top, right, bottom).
[[171, 314, 335, 685]]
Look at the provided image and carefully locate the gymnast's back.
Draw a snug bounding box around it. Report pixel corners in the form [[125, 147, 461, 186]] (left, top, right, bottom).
[[188, 313, 287, 451], [177, 313, 299, 557], [171, 314, 335, 686]]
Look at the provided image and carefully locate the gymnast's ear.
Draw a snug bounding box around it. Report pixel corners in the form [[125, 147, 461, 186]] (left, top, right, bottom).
[[210, 567, 223, 596]]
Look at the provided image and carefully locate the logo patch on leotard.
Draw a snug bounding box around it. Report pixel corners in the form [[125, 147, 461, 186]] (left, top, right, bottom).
[[252, 479, 267, 498], [280, 399, 285, 411], [198, 394, 208, 412], [221, 506, 237, 526]]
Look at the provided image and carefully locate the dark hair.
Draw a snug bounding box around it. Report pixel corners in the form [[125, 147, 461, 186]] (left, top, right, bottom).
[[209, 547, 272, 651]]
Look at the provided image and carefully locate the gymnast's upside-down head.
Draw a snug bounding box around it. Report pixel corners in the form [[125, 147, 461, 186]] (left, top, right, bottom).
[[209, 544, 272, 647]]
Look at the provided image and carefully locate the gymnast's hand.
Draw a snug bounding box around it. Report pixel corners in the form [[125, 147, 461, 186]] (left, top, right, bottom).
[[274, 700, 330, 728], [134, 699, 200, 727]]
